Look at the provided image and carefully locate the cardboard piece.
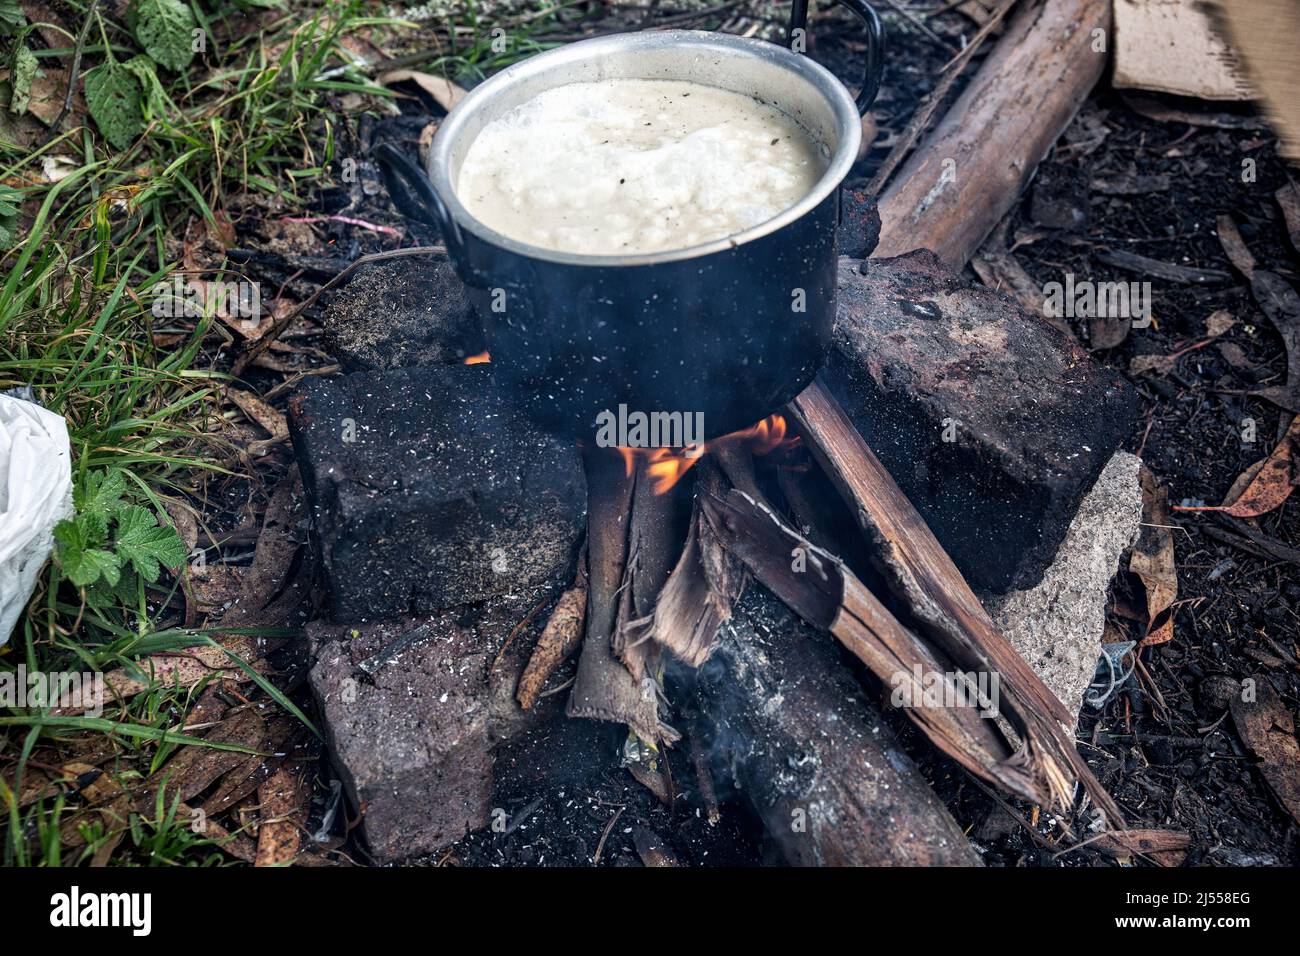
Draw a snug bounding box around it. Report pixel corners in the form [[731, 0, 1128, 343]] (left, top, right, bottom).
[[1113, 0, 1253, 101]]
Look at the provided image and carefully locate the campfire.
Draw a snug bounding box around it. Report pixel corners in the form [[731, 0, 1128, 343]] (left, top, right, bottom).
[[289, 235, 1150, 864], [518, 377, 1123, 855], [279, 0, 1204, 867]]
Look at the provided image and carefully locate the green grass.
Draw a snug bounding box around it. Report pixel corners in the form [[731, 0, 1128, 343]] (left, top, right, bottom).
[[0, 0, 565, 866]]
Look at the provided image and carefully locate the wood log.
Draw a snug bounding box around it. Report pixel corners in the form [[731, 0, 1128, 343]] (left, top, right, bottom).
[[865, 0, 1019, 196], [567, 450, 678, 743], [701, 487, 1041, 806], [874, 0, 1111, 268], [695, 583, 983, 866], [788, 379, 1125, 826]]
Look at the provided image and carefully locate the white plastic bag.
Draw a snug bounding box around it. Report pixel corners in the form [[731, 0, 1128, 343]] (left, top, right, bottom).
[[0, 392, 73, 645]]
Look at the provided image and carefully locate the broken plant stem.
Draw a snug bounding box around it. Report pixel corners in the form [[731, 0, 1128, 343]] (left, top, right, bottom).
[[877, 0, 962, 54], [46, 0, 104, 141]]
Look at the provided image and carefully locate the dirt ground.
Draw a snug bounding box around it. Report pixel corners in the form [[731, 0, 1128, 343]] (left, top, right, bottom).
[[985, 90, 1298, 865]]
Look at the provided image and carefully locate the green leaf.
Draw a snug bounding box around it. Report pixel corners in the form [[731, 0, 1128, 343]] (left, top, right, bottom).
[[84, 63, 143, 151], [205, 638, 322, 739], [78, 509, 108, 545], [54, 520, 123, 588], [0, 183, 19, 248], [113, 505, 187, 582], [76, 468, 127, 524], [73, 550, 123, 588], [0, 0, 25, 35], [80, 468, 127, 513], [8, 43, 35, 114], [85, 567, 139, 610], [127, 0, 196, 72], [0, 716, 262, 754], [121, 55, 173, 120], [75, 510, 109, 548]]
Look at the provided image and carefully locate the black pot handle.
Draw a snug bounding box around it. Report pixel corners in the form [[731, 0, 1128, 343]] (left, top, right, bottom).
[[374, 142, 474, 262], [788, 0, 885, 116]]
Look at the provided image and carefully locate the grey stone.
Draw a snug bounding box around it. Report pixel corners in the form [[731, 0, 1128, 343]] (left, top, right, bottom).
[[828, 251, 1140, 593], [981, 451, 1143, 716], [308, 614, 493, 863], [288, 363, 585, 622], [307, 599, 560, 863], [321, 255, 485, 372]]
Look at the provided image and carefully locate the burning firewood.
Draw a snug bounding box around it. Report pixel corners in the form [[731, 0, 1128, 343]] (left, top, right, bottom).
[[788, 379, 1126, 826], [610, 449, 693, 682], [700, 486, 1042, 807], [567, 449, 680, 744], [630, 462, 746, 669], [567, 429, 777, 742]]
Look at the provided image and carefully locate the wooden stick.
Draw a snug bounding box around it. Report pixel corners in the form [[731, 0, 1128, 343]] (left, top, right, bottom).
[[789, 378, 1125, 824], [687, 720, 721, 826], [874, 0, 1110, 268]]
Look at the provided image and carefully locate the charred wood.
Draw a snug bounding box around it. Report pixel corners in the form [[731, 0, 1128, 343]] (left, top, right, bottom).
[[701, 487, 1040, 805], [695, 585, 982, 866]]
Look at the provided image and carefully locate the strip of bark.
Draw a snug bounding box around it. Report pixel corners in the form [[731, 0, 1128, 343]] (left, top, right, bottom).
[[567, 450, 675, 743], [517, 553, 588, 710], [636, 461, 746, 669]]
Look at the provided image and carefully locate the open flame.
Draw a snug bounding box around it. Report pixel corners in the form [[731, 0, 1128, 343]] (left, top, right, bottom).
[[616, 413, 796, 495], [732, 413, 790, 456], [464, 350, 491, 365], [618, 445, 704, 495]]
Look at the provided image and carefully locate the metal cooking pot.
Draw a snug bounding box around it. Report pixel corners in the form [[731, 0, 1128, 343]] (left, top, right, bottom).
[[377, 3, 883, 441]]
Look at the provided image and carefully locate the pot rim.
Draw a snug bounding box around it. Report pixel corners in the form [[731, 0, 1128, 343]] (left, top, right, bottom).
[[426, 29, 862, 267]]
